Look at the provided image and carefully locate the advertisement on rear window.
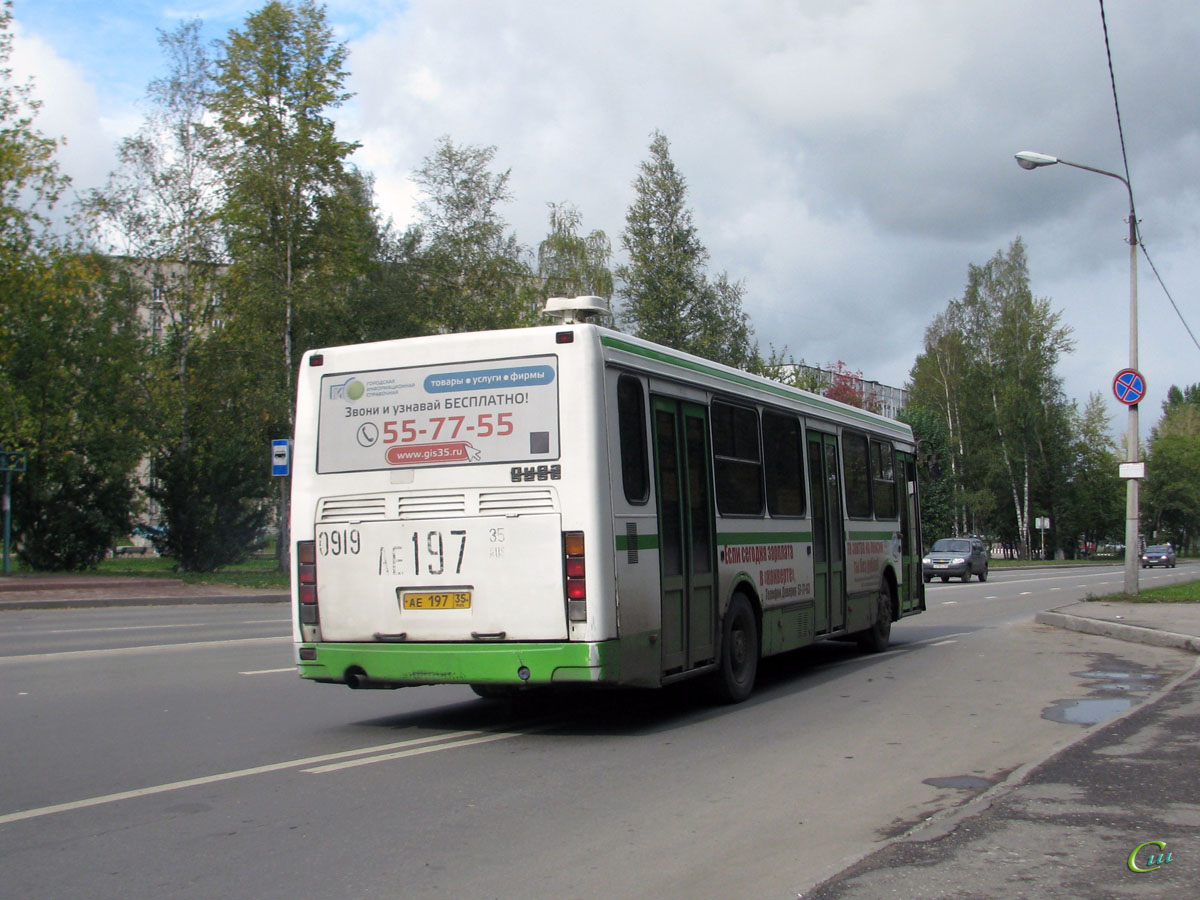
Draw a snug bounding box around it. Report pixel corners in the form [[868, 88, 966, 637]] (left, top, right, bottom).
[[317, 356, 559, 473]]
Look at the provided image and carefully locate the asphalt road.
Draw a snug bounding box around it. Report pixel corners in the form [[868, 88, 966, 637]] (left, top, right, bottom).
[[0, 564, 1196, 899]]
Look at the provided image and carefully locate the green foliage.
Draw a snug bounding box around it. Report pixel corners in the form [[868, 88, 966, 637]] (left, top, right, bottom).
[[898, 405, 954, 545], [1058, 394, 1123, 555], [908, 238, 1074, 555], [0, 2, 146, 569], [617, 131, 755, 369], [147, 437, 270, 572], [19, 449, 137, 570], [214, 0, 361, 405], [412, 137, 536, 332], [6, 255, 147, 569], [1144, 384, 1200, 550], [537, 202, 613, 301]]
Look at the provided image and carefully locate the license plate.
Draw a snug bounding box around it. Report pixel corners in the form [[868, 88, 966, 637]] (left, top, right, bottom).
[[401, 590, 472, 610], [933, 563, 948, 569]]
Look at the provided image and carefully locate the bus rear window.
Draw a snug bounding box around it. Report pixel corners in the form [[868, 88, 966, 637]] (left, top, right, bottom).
[[617, 375, 649, 504]]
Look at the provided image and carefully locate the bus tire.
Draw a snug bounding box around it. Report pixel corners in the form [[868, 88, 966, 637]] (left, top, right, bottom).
[[857, 581, 893, 653], [713, 594, 758, 704]]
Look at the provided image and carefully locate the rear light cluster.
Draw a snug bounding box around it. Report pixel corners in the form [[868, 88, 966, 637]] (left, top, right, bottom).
[[564, 531, 587, 623], [297, 540, 319, 625]]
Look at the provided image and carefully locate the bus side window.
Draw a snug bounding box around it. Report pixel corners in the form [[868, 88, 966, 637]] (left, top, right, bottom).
[[763, 410, 805, 516], [711, 400, 763, 516], [842, 432, 872, 518], [871, 440, 897, 519], [617, 375, 650, 504]]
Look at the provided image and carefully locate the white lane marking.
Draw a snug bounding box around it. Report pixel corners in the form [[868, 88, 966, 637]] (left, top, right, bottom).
[[239, 666, 296, 675], [941, 600, 958, 605], [0, 636, 290, 663], [304, 727, 553, 773], [11, 623, 211, 636], [901, 631, 972, 648], [931, 640, 958, 646], [0, 728, 536, 826]]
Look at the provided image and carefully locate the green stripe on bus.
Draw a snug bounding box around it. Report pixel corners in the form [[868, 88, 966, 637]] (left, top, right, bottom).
[[615, 533, 659, 552], [846, 530, 899, 541], [600, 335, 907, 433]]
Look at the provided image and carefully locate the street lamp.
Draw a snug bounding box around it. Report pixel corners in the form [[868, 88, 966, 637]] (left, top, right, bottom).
[[1014, 150, 1140, 594]]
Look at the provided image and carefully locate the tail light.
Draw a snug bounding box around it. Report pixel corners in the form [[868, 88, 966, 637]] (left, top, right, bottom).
[[297, 540, 319, 625], [564, 531, 587, 622]]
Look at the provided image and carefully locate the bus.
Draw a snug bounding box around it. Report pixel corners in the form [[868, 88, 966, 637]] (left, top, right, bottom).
[[290, 296, 924, 703]]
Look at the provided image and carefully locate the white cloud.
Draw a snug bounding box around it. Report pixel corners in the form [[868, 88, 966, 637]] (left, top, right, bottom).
[[10, 22, 126, 199]]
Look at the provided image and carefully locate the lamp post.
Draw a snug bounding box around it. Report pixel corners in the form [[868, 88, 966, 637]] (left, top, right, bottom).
[[1014, 150, 1140, 594]]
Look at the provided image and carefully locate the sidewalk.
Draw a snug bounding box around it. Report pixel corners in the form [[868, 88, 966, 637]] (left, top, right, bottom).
[[805, 600, 1200, 900], [0, 572, 288, 609]]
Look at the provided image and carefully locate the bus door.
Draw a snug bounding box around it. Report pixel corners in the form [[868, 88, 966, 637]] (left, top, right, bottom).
[[807, 430, 846, 633], [898, 451, 923, 613], [652, 398, 716, 674]]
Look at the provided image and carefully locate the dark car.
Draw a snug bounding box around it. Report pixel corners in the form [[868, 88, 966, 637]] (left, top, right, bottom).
[[1141, 544, 1176, 568], [923, 537, 989, 583]]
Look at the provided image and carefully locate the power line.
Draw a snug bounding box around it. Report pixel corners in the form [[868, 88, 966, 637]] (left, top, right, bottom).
[[1139, 240, 1200, 353], [1098, 0, 1199, 354]]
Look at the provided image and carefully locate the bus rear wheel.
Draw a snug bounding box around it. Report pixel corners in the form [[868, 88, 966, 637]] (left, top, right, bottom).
[[857, 581, 894, 653], [713, 594, 758, 704]]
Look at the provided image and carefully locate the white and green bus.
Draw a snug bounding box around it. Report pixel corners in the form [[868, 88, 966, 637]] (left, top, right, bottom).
[[290, 297, 924, 703]]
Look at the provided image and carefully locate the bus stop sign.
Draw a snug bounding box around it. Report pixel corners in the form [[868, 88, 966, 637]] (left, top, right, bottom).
[[271, 439, 292, 476], [1112, 368, 1146, 406]]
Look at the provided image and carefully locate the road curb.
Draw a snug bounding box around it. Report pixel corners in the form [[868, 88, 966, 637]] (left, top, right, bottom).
[[1034, 608, 1200, 653]]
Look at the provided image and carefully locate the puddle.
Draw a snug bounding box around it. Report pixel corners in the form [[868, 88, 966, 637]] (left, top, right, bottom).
[[1042, 697, 1135, 725], [1042, 654, 1165, 726]]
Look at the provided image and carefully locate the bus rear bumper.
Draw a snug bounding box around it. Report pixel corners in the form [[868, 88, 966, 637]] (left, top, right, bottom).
[[296, 640, 623, 688]]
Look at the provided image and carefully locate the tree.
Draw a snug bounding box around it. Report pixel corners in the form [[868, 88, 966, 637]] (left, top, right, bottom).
[[1144, 384, 1200, 550], [83, 19, 228, 550], [617, 131, 755, 368], [908, 239, 1074, 555], [411, 136, 536, 333], [1059, 394, 1123, 556], [822, 361, 882, 413], [214, 0, 359, 392], [899, 405, 954, 545], [0, 2, 143, 568], [213, 0, 365, 570], [537, 202, 613, 302]]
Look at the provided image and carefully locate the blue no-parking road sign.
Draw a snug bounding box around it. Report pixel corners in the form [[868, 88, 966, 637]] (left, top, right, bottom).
[[1112, 368, 1147, 406]]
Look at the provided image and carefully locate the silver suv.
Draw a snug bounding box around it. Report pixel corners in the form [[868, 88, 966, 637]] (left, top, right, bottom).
[[923, 538, 989, 583]]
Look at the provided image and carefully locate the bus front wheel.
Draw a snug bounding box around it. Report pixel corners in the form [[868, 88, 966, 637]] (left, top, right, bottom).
[[713, 594, 759, 704]]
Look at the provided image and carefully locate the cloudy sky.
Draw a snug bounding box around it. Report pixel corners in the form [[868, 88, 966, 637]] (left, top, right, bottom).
[[11, 0, 1200, 442]]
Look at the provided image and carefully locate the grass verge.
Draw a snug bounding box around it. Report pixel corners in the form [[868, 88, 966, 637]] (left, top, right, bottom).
[[1086, 578, 1200, 604], [94, 555, 288, 590]]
